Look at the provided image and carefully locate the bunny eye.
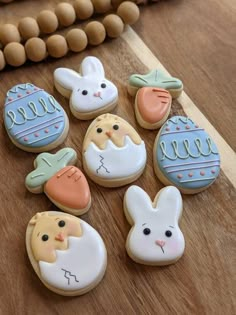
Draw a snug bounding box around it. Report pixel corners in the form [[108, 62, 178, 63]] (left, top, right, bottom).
[[58, 220, 65, 227], [97, 128, 103, 133], [42, 234, 49, 242], [143, 228, 151, 235], [101, 83, 106, 88], [82, 90, 88, 95], [165, 230, 172, 237], [113, 124, 119, 130]]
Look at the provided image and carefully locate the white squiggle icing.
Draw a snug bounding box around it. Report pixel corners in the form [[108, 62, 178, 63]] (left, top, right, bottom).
[[39, 221, 107, 291], [7, 83, 34, 96], [84, 136, 147, 179]]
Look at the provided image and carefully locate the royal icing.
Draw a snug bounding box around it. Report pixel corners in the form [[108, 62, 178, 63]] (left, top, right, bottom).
[[28, 212, 107, 293], [124, 185, 185, 265], [26, 148, 91, 213], [154, 116, 220, 190], [4, 83, 68, 150], [136, 87, 172, 124], [54, 56, 118, 117], [83, 114, 147, 182]]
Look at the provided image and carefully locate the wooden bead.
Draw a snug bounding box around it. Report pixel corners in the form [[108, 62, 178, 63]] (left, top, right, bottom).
[[73, 0, 94, 20], [37, 10, 59, 34], [0, 0, 15, 3], [18, 17, 40, 41], [103, 14, 124, 38], [46, 35, 68, 58], [25, 37, 47, 62], [66, 29, 88, 52], [92, 0, 111, 13], [117, 1, 140, 25], [85, 21, 106, 46], [4, 42, 26, 67], [55, 3, 76, 27], [0, 24, 21, 46], [0, 50, 6, 71]]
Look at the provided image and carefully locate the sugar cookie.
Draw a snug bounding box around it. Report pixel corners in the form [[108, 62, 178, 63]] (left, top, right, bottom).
[[128, 69, 183, 98], [82, 113, 147, 187], [153, 116, 220, 194], [54, 56, 118, 120], [135, 87, 172, 130], [4, 83, 69, 152], [25, 148, 91, 215], [26, 211, 107, 296], [124, 185, 185, 265]]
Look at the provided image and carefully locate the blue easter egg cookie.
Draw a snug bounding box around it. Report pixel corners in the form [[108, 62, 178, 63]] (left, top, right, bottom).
[[153, 116, 220, 193], [4, 83, 69, 153]]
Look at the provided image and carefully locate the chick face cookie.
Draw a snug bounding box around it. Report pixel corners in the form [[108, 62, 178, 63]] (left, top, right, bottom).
[[25, 148, 91, 216], [128, 69, 183, 99], [4, 83, 69, 153], [153, 116, 220, 194], [124, 185, 185, 266], [54, 56, 118, 120], [26, 212, 107, 296], [82, 114, 147, 187], [135, 87, 172, 130]]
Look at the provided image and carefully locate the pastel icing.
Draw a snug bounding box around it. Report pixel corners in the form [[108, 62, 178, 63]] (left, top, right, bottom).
[[4, 83, 67, 149], [155, 116, 220, 190], [54, 56, 118, 114], [124, 186, 185, 265], [29, 212, 107, 292], [136, 87, 172, 124], [129, 69, 183, 91]]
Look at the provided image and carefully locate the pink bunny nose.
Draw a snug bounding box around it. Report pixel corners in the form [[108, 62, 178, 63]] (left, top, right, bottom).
[[94, 91, 101, 97], [55, 232, 64, 242], [155, 240, 166, 247]]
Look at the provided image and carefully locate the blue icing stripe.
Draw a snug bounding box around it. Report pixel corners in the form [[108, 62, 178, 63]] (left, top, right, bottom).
[[4, 84, 66, 148], [156, 116, 220, 190]]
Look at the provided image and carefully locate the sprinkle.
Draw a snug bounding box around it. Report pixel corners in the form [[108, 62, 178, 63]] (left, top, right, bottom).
[[26, 90, 31, 94], [177, 174, 183, 179], [34, 87, 38, 91], [188, 173, 193, 177], [165, 127, 170, 132], [24, 137, 28, 142], [34, 133, 39, 137], [195, 125, 199, 128], [211, 169, 216, 174], [176, 126, 180, 130], [200, 171, 205, 176], [8, 98, 13, 102], [17, 94, 22, 98], [54, 125, 59, 129], [44, 129, 49, 133], [186, 125, 190, 129]]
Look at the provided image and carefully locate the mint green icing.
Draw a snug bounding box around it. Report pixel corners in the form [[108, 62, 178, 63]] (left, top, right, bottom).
[[129, 70, 183, 90], [25, 148, 77, 189]]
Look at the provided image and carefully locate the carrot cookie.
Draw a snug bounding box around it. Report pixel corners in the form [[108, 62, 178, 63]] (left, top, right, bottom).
[[4, 83, 69, 153], [124, 185, 185, 265], [128, 69, 183, 98], [153, 116, 220, 194], [82, 113, 147, 187], [54, 56, 118, 120], [135, 87, 172, 129], [25, 148, 91, 215], [26, 211, 107, 296]]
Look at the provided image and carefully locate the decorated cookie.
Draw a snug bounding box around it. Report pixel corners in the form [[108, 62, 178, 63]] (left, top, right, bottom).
[[135, 87, 172, 130], [153, 116, 220, 194], [82, 113, 147, 187], [4, 83, 69, 153], [128, 69, 183, 98], [26, 212, 107, 296], [124, 185, 185, 265], [25, 148, 91, 215], [54, 56, 118, 120]]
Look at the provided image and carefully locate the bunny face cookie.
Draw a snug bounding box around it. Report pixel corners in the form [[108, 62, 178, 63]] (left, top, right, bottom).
[[82, 114, 147, 187], [54, 56, 118, 120], [124, 186, 185, 265], [26, 212, 107, 296]]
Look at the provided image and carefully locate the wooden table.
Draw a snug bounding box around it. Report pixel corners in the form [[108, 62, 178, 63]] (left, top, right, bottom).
[[0, 1, 235, 314]]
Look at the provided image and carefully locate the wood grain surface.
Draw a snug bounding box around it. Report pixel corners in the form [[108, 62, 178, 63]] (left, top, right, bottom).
[[0, 1, 235, 315]]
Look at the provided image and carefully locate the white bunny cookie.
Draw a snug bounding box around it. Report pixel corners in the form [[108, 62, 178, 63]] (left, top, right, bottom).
[[124, 186, 185, 266], [54, 56, 118, 120]]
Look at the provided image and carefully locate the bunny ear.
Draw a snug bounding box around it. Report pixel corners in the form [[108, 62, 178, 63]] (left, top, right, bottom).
[[155, 186, 182, 221], [124, 186, 153, 223], [81, 56, 105, 78], [54, 68, 81, 91]]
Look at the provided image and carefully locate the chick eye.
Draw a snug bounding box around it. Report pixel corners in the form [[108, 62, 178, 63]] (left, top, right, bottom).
[[82, 90, 88, 95], [58, 220, 65, 228], [97, 128, 103, 133], [113, 124, 119, 130], [101, 83, 106, 88], [165, 230, 172, 237], [143, 228, 151, 235], [42, 234, 49, 241]]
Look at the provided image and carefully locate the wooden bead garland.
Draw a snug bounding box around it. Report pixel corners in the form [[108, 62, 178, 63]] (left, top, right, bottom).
[[55, 3, 76, 27], [25, 37, 47, 62], [66, 29, 88, 52], [117, 1, 140, 25], [0, 50, 6, 70], [18, 17, 40, 41], [46, 35, 68, 58], [0, 24, 21, 46], [103, 14, 124, 38], [92, 0, 112, 13], [74, 0, 94, 20], [4, 42, 26, 67], [37, 10, 59, 34], [84, 21, 106, 46]]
